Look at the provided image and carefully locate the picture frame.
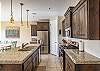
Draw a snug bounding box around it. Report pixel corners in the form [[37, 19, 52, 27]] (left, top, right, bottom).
[[6, 26, 20, 38]]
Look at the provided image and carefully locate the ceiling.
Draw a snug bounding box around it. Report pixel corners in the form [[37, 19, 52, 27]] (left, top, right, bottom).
[[1, 0, 80, 21]]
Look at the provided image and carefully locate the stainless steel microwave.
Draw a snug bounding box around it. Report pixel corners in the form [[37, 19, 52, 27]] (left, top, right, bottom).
[[65, 27, 71, 37]]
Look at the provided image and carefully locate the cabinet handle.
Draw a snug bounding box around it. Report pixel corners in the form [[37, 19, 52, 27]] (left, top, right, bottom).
[[55, 42, 57, 43]]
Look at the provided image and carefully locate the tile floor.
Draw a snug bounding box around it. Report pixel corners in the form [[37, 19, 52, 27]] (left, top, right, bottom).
[[36, 54, 63, 71]]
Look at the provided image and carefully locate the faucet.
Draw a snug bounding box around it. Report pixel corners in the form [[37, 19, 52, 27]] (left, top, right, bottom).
[[22, 43, 29, 48]]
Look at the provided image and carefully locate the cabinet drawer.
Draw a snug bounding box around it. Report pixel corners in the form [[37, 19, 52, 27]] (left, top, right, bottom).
[[24, 56, 32, 70]]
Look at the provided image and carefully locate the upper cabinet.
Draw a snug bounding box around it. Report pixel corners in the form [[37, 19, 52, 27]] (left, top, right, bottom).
[[37, 22, 49, 31], [72, 1, 87, 38], [31, 25, 37, 36], [62, 19, 65, 37], [64, 7, 74, 37], [64, 7, 74, 29], [72, 0, 100, 39], [31, 22, 49, 36]]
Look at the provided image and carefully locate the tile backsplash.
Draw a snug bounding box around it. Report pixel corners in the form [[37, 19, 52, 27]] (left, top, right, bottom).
[[63, 37, 100, 58]]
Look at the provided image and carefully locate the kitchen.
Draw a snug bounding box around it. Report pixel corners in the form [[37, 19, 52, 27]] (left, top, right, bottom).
[[0, 0, 100, 71]]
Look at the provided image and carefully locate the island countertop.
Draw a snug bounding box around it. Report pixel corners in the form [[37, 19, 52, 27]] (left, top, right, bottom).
[[64, 49, 100, 64], [0, 44, 41, 64]]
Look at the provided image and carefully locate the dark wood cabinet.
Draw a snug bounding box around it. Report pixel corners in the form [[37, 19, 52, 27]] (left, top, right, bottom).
[[64, 7, 74, 37], [64, 52, 75, 71], [64, 7, 74, 29], [62, 19, 65, 37], [37, 22, 49, 31], [24, 56, 32, 71], [72, 1, 87, 38], [72, 0, 100, 39], [24, 62, 32, 71], [24, 48, 40, 71], [32, 48, 39, 71], [31, 25, 37, 36]]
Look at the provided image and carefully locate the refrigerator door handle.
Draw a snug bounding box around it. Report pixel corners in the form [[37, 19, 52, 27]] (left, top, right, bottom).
[[55, 42, 57, 43]]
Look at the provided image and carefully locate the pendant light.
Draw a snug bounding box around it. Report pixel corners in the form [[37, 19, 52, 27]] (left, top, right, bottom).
[[32, 13, 37, 24], [20, 3, 24, 26], [9, 0, 14, 25], [26, 10, 29, 28]]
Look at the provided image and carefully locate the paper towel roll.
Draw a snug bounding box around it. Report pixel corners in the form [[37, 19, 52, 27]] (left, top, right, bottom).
[[79, 40, 84, 52]]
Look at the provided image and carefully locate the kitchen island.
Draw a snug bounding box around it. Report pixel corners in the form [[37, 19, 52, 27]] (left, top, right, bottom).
[[63, 49, 100, 71], [0, 44, 41, 71]]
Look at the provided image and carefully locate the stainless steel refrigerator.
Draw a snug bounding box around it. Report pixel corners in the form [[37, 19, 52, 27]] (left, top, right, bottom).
[[37, 31, 48, 54]]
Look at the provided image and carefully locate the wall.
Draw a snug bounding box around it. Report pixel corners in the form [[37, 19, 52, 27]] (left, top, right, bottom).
[[58, 16, 65, 44], [49, 16, 65, 56], [63, 37, 100, 58], [0, 2, 1, 40], [1, 21, 32, 47], [49, 16, 59, 56]]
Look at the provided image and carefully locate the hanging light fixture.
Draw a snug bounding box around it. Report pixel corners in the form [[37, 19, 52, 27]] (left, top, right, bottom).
[[9, 0, 14, 25], [32, 13, 37, 25], [32, 15, 34, 22], [26, 10, 29, 28], [20, 3, 24, 26]]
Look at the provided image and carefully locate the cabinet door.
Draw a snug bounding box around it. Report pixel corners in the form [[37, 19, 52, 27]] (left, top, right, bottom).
[[76, 10, 80, 37], [72, 13, 76, 37], [65, 54, 75, 71], [32, 50, 39, 71], [65, 54, 68, 71], [24, 62, 32, 71], [31, 25, 37, 36], [37, 22, 49, 31], [62, 20, 65, 36], [24, 57, 32, 70], [32, 58, 36, 71], [65, 14, 70, 28], [72, 1, 87, 39], [72, 11, 80, 38], [79, 2, 87, 38]]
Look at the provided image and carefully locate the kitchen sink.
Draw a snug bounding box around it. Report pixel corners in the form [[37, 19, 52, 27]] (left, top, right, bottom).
[[18, 46, 37, 51], [18, 48, 31, 51]]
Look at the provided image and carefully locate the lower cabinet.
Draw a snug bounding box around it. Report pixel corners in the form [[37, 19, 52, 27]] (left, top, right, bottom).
[[33, 58, 36, 71], [24, 62, 33, 71], [32, 48, 39, 71], [24, 48, 39, 71], [64, 53, 75, 71]]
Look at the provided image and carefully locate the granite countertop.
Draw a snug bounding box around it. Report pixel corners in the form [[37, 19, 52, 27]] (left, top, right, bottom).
[[64, 49, 100, 64], [0, 44, 40, 64]]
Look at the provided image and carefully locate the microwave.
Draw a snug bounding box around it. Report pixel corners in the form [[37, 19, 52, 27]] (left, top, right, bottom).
[[65, 27, 71, 37]]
